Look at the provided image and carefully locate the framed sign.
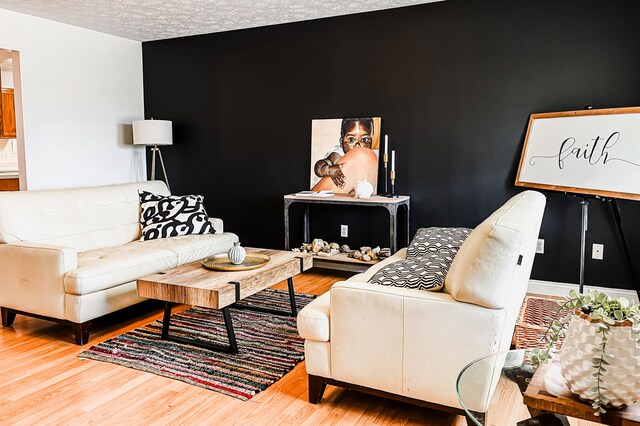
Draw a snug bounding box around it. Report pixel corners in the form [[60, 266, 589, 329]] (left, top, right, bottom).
[[515, 107, 640, 201]]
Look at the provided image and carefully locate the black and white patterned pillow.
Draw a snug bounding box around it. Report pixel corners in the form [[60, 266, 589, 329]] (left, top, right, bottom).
[[139, 191, 216, 241], [406, 227, 472, 259], [368, 227, 471, 291]]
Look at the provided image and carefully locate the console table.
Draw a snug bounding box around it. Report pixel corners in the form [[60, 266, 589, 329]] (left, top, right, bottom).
[[283, 193, 410, 272]]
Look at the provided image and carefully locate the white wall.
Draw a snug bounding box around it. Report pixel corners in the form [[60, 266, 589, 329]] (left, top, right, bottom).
[[0, 139, 18, 171], [0, 69, 12, 87], [0, 8, 146, 189]]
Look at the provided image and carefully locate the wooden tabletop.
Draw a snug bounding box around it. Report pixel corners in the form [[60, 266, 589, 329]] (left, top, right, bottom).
[[523, 362, 640, 425], [137, 248, 313, 309], [284, 193, 409, 205]]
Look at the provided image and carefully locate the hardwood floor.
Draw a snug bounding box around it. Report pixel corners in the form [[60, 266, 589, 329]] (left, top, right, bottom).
[[0, 269, 597, 425]]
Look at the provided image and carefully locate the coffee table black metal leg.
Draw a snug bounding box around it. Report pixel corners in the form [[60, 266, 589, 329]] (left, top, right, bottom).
[[287, 277, 297, 317], [232, 277, 298, 317], [162, 302, 173, 339], [222, 306, 238, 354], [160, 302, 238, 354]]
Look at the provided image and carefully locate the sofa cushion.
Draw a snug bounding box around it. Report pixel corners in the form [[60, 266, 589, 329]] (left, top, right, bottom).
[[64, 232, 239, 295], [0, 181, 169, 252], [368, 228, 470, 291], [138, 232, 238, 264], [64, 244, 178, 295], [139, 191, 215, 241], [368, 253, 453, 291], [444, 191, 545, 309], [406, 227, 471, 259]]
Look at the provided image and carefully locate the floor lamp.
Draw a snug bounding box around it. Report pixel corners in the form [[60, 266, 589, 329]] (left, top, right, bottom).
[[132, 119, 173, 192]]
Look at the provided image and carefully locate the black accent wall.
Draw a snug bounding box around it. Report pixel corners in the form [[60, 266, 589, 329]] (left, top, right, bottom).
[[142, 0, 640, 290]]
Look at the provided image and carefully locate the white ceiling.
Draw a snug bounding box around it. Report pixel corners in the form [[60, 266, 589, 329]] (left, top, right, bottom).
[[0, 0, 443, 42]]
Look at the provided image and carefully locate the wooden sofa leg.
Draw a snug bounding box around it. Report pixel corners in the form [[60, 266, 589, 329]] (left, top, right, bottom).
[[308, 374, 327, 404], [72, 321, 92, 345], [1, 307, 16, 326]]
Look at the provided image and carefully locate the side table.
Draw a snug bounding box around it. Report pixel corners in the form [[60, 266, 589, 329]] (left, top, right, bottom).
[[283, 193, 410, 272], [457, 349, 640, 426]]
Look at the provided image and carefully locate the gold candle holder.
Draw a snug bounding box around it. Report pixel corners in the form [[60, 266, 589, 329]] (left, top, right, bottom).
[[390, 170, 398, 197]]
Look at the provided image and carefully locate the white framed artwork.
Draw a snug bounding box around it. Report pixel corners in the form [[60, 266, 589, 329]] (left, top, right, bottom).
[[515, 107, 640, 200]]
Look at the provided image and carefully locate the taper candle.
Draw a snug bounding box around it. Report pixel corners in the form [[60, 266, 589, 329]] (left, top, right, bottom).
[[384, 134, 388, 156], [391, 150, 396, 172]]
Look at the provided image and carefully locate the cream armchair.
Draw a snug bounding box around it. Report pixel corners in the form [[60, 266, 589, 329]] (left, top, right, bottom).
[[297, 191, 546, 419]]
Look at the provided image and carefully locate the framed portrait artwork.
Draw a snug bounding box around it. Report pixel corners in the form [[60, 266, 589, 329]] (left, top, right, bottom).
[[309, 117, 382, 194]]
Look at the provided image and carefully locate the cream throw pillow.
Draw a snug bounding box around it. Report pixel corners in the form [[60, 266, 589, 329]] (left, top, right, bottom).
[[444, 191, 543, 309]]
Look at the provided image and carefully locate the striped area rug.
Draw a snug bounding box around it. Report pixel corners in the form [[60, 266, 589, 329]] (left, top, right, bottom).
[[79, 289, 316, 400]]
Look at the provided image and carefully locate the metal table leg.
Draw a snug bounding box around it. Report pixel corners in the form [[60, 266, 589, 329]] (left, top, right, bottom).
[[405, 202, 411, 246], [387, 205, 398, 254], [284, 199, 291, 250], [303, 204, 310, 244], [161, 302, 239, 354], [232, 277, 298, 317]]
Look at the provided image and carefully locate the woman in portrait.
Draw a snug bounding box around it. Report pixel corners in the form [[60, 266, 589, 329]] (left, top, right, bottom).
[[311, 117, 379, 194]]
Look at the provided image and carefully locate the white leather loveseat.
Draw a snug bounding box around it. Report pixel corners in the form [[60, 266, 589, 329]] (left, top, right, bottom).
[[297, 190, 546, 419], [0, 181, 238, 344]]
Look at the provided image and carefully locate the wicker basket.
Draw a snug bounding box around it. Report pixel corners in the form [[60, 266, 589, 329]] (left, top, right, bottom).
[[514, 295, 564, 349]]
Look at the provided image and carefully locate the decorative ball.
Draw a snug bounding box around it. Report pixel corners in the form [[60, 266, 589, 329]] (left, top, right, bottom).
[[228, 242, 246, 265], [354, 180, 374, 198]]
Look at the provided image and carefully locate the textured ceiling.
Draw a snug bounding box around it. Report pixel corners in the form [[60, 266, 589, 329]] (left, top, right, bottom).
[[0, 0, 442, 42]]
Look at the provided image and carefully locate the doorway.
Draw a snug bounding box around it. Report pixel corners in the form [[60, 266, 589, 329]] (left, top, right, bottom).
[[0, 48, 25, 190]]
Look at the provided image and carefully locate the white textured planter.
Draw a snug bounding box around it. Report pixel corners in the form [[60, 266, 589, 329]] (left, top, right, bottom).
[[228, 242, 246, 265], [560, 311, 640, 409]]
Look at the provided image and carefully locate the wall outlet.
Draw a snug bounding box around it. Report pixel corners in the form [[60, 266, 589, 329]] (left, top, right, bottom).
[[536, 239, 544, 254], [340, 225, 348, 238], [592, 243, 604, 260]]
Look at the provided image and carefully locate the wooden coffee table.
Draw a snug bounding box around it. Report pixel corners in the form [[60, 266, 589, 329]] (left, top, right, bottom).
[[137, 248, 313, 354]]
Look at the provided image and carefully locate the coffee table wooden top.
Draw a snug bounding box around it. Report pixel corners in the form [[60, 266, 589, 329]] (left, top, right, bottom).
[[524, 362, 640, 425], [137, 248, 313, 309]]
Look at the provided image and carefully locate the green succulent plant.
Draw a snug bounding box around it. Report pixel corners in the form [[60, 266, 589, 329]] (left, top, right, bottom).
[[529, 289, 640, 415]]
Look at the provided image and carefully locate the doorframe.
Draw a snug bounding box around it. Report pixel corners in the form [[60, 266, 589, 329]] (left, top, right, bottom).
[[10, 49, 26, 190]]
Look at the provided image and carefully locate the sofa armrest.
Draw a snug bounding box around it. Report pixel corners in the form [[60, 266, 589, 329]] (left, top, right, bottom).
[[0, 242, 78, 319], [298, 291, 331, 341], [209, 217, 223, 233]]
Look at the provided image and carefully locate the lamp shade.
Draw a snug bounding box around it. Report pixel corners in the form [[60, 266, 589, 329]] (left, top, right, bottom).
[[132, 119, 173, 146]]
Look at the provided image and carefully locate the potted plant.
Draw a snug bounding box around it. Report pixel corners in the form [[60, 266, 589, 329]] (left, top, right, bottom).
[[530, 289, 640, 415]]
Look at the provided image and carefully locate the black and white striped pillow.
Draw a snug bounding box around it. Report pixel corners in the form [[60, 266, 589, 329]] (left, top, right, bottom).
[[139, 191, 215, 241], [368, 227, 471, 291], [406, 227, 471, 259]]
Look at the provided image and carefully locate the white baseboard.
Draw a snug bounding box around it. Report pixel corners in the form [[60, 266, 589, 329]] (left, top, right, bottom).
[[528, 279, 639, 303]]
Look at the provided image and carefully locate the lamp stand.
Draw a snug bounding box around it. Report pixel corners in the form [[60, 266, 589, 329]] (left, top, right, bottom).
[[150, 145, 171, 193]]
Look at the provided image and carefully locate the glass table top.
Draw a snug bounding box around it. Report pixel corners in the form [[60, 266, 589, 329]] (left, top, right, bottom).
[[457, 348, 640, 426], [456, 349, 540, 426]]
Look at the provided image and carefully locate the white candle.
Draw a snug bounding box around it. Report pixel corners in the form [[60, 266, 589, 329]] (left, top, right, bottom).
[[391, 150, 396, 172], [384, 135, 388, 156]]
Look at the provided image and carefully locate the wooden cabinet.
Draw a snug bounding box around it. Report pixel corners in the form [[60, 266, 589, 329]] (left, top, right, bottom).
[[0, 89, 16, 138], [0, 178, 19, 191]]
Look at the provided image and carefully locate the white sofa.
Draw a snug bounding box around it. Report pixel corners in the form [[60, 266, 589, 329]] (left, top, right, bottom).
[[0, 181, 238, 344], [297, 190, 546, 419]]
